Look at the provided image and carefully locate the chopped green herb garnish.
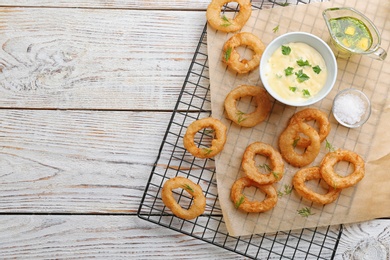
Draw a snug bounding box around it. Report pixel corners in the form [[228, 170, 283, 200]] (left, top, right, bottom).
[[284, 66, 294, 76], [281, 45, 291, 55], [258, 163, 271, 172], [302, 89, 311, 97], [297, 59, 311, 67], [295, 69, 310, 83], [236, 111, 247, 124], [221, 15, 232, 27], [272, 171, 281, 180], [204, 129, 215, 135], [182, 184, 194, 193], [278, 185, 293, 197], [289, 86, 297, 92], [313, 65, 322, 74], [293, 137, 300, 148], [283, 185, 293, 195], [272, 24, 280, 33], [224, 47, 232, 61], [203, 148, 213, 155], [325, 139, 336, 152], [297, 207, 314, 217], [235, 195, 245, 209]]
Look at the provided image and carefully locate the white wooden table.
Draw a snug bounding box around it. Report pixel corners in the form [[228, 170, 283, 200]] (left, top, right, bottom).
[[0, 1, 389, 259]]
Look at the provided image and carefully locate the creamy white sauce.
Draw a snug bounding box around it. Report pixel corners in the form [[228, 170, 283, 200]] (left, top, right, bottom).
[[264, 42, 327, 102]]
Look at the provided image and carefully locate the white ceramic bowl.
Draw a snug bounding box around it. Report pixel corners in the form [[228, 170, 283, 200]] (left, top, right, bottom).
[[260, 32, 337, 107]]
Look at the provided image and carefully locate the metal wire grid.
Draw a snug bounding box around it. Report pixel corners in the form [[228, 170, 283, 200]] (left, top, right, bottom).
[[138, 1, 343, 259]]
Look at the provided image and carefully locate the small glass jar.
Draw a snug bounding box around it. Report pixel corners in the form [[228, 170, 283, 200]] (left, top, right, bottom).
[[332, 88, 371, 128]]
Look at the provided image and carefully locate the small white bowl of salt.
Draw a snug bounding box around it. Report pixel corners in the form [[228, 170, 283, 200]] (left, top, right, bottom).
[[332, 88, 371, 128]]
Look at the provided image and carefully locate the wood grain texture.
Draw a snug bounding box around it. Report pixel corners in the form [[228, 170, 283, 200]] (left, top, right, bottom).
[[0, 0, 275, 9], [0, 8, 205, 110], [0, 110, 172, 213], [0, 0, 212, 10], [0, 215, 240, 259], [0, 1, 389, 259], [335, 219, 390, 260], [0, 215, 388, 259]]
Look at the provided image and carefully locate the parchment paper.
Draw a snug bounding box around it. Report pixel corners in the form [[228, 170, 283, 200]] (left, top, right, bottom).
[[207, 0, 390, 236]]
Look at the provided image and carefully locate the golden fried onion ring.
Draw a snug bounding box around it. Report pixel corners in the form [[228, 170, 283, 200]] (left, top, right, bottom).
[[278, 122, 321, 168], [293, 167, 341, 205], [161, 176, 206, 220], [289, 108, 331, 147], [183, 117, 227, 158], [206, 0, 252, 33], [230, 177, 278, 213], [224, 85, 271, 127], [222, 32, 265, 74], [320, 149, 365, 189], [242, 142, 284, 184]]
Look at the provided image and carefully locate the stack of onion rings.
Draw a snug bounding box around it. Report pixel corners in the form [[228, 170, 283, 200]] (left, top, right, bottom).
[[319, 149, 365, 189], [229, 142, 283, 213], [222, 32, 265, 74], [224, 85, 271, 127], [183, 117, 227, 158], [161, 176, 206, 220], [292, 149, 365, 206], [289, 108, 331, 147], [293, 167, 341, 205], [242, 142, 284, 185], [230, 177, 278, 213], [206, 0, 252, 33], [278, 122, 321, 168]]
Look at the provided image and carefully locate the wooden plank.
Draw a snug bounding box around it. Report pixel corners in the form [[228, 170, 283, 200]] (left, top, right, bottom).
[[0, 0, 279, 9], [335, 219, 390, 259], [0, 110, 174, 213], [0, 215, 240, 259], [0, 7, 206, 110], [0, 0, 212, 10], [0, 0, 282, 11], [0, 215, 388, 259]]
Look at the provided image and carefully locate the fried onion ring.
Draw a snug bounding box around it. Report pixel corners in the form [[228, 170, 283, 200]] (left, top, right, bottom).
[[206, 0, 252, 33], [183, 117, 227, 158], [320, 149, 365, 189], [224, 85, 271, 127], [222, 32, 265, 74], [242, 142, 284, 184], [293, 167, 341, 205], [289, 108, 331, 147], [278, 122, 320, 167], [161, 176, 206, 220], [230, 177, 278, 213]]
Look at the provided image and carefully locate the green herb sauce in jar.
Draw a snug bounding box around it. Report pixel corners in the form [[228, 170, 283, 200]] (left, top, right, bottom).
[[329, 16, 373, 52]]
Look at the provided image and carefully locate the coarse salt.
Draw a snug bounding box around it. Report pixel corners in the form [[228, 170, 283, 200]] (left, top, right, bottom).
[[333, 93, 365, 125]]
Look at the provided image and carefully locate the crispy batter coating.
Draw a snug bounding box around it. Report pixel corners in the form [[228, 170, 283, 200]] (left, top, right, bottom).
[[161, 176, 206, 220], [183, 117, 227, 158], [242, 142, 284, 184], [222, 32, 265, 74], [289, 108, 331, 147], [293, 167, 341, 205], [206, 0, 252, 33], [320, 149, 365, 189], [278, 122, 321, 167], [224, 85, 271, 127], [230, 177, 278, 213]]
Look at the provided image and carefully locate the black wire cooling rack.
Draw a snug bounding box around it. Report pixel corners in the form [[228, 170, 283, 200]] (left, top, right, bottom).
[[138, 1, 343, 259]]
